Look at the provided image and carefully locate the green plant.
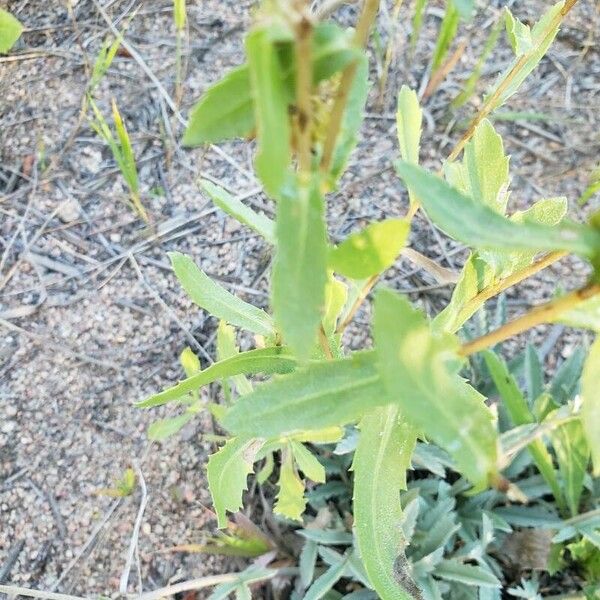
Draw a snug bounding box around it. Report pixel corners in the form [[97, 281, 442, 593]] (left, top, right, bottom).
[[89, 97, 148, 222], [139, 1, 598, 598], [173, 0, 187, 105]]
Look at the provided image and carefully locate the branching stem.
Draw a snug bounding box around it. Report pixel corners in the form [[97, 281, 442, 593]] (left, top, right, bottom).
[[460, 281, 600, 357]]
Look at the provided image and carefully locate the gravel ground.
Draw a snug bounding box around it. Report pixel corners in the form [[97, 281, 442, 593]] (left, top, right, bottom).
[[0, 0, 599, 598]]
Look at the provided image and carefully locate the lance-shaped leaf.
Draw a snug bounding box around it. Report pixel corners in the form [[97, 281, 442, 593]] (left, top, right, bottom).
[[137, 347, 296, 408], [353, 406, 417, 600], [222, 351, 386, 438], [207, 437, 264, 528], [201, 180, 275, 243], [0, 9, 22, 54], [273, 176, 328, 359], [581, 338, 600, 476], [374, 289, 498, 487], [329, 219, 410, 280], [170, 252, 274, 336], [396, 86, 422, 205], [484, 1, 565, 112], [183, 66, 255, 146], [504, 8, 533, 56], [328, 55, 370, 188], [311, 22, 360, 82], [396, 162, 600, 257], [246, 27, 291, 197], [552, 419, 590, 517], [483, 350, 563, 506]]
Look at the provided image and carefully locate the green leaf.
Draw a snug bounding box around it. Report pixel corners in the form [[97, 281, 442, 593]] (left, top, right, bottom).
[[396, 86, 422, 205], [291, 441, 326, 483], [374, 289, 498, 487], [549, 346, 585, 405], [173, 0, 186, 30], [273, 176, 328, 359], [353, 406, 417, 600], [555, 294, 600, 332], [137, 347, 296, 408], [312, 22, 360, 83], [305, 559, 348, 600], [504, 8, 533, 56], [0, 9, 22, 54], [445, 119, 510, 214], [329, 219, 410, 280], [525, 344, 544, 402], [274, 447, 306, 521], [246, 27, 291, 197], [484, 2, 564, 112], [300, 540, 319, 587], [180, 347, 201, 378], [201, 180, 275, 243], [483, 350, 563, 506], [322, 275, 348, 336], [148, 413, 193, 440], [431, 2, 459, 71], [328, 56, 370, 188], [183, 65, 254, 145], [216, 321, 253, 396], [207, 437, 264, 528], [581, 338, 600, 476], [395, 162, 600, 257], [222, 351, 386, 438], [434, 560, 500, 588], [169, 251, 274, 336], [552, 419, 590, 517]]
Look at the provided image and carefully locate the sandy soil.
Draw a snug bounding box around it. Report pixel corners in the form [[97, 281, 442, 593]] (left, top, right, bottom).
[[0, 0, 599, 597]]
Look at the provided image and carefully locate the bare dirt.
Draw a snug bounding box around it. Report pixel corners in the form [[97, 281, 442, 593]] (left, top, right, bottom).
[[0, 0, 599, 598]]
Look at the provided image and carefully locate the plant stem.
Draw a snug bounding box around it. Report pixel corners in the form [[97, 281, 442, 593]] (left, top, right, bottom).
[[294, 4, 313, 175], [447, 0, 579, 163], [337, 274, 379, 334], [320, 0, 380, 174], [453, 250, 568, 327], [460, 282, 600, 357], [377, 0, 404, 106]]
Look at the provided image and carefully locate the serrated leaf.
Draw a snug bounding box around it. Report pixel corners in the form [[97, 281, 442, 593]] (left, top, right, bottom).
[[274, 448, 306, 521], [329, 219, 410, 280], [291, 441, 326, 483], [445, 119, 509, 214], [374, 289, 498, 487], [222, 351, 386, 438], [504, 9, 533, 56], [183, 65, 254, 145], [396, 86, 422, 205], [552, 418, 590, 516], [395, 162, 600, 257], [148, 413, 193, 440], [484, 2, 564, 112], [435, 560, 500, 588], [0, 9, 22, 54], [137, 347, 296, 408], [207, 437, 263, 528], [353, 406, 417, 600], [246, 27, 291, 197], [581, 338, 600, 475], [170, 251, 274, 336], [201, 180, 275, 243], [328, 56, 370, 188], [273, 176, 328, 359]]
